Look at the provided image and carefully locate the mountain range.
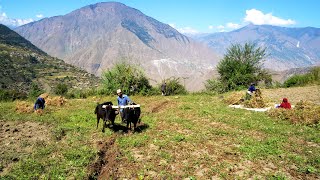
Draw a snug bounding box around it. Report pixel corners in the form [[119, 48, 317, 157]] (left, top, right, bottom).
[[197, 24, 320, 71], [0, 24, 99, 94], [13, 2, 320, 90], [15, 2, 219, 91]]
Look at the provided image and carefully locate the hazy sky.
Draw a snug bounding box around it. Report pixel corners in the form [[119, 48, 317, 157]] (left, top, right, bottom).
[[1, 0, 319, 33]]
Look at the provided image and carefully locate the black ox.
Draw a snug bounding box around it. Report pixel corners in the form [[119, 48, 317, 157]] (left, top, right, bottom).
[[122, 102, 141, 131], [94, 101, 117, 132]]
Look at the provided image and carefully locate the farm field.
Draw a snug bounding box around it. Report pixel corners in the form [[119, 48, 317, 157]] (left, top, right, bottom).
[[0, 85, 319, 179]]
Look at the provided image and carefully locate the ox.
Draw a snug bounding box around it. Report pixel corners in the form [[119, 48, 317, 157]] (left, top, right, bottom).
[[122, 102, 141, 131], [94, 101, 117, 132]]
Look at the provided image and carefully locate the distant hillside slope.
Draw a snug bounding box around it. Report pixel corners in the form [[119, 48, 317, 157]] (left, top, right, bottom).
[[0, 24, 99, 93], [15, 2, 219, 91], [198, 24, 320, 71]]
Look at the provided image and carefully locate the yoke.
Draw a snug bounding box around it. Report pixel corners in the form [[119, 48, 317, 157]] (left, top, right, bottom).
[[102, 104, 141, 109]]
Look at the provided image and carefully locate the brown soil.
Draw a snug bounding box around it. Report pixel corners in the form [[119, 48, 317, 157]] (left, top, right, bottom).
[[0, 120, 51, 175]]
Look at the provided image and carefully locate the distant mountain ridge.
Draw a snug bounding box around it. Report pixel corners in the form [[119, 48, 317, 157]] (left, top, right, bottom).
[[0, 24, 99, 93], [197, 24, 320, 71], [15, 2, 219, 91], [0, 24, 44, 54]]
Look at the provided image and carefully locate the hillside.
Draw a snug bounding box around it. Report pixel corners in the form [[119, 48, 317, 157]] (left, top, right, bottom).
[[15, 2, 219, 91], [0, 24, 99, 94], [0, 86, 319, 179], [197, 24, 320, 71]]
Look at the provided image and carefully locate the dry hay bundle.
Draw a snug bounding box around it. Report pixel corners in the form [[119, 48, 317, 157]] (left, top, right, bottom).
[[224, 91, 245, 105], [15, 101, 34, 114], [46, 96, 66, 106], [243, 89, 266, 108], [268, 100, 320, 125]]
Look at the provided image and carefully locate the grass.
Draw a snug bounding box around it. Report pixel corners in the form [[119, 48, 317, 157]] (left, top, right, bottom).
[[0, 87, 319, 179]]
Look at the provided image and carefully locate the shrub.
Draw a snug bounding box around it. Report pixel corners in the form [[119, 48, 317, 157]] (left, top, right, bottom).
[[28, 82, 44, 99], [283, 67, 320, 87], [205, 79, 225, 93], [101, 63, 152, 95], [162, 77, 187, 95], [0, 89, 27, 101], [54, 83, 68, 95]]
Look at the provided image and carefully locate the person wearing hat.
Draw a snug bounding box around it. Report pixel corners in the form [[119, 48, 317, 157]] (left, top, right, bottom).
[[116, 89, 131, 122], [34, 93, 48, 111]]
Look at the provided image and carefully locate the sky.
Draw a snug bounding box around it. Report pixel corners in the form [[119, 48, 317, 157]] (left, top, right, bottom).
[[1, 0, 320, 34]]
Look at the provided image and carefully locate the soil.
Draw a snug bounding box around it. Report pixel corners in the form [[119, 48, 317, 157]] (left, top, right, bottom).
[[0, 120, 51, 175]]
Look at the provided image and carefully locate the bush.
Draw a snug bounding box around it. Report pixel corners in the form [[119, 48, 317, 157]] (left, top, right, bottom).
[[54, 83, 68, 95], [28, 82, 44, 99], [0, 89, 27, 101], [162, 77, 187, 95], [101, 63, 152, 95], [204, 79, 225, 93], [283, 67, 320, 87]]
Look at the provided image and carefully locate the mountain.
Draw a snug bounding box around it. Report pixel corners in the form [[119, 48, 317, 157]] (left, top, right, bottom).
[[197, 24, 320, 71], [0, 24, 99, 94], [15, 2, 219, 91]]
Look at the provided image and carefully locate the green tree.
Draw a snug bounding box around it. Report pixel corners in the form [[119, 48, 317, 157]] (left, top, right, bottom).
[[216, 42, 268, 91], [102, 63, 152, 95]]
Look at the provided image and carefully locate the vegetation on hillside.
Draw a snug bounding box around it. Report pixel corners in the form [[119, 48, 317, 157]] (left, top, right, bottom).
[[284, 66, 320, 87], [0, 25, 99, 101]]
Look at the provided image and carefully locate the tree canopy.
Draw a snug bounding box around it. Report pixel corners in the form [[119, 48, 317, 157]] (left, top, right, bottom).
[[216, 42, 270, 91]]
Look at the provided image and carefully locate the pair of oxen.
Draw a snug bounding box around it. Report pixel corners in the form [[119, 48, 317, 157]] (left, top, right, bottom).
[[94, 102, 140, 132]]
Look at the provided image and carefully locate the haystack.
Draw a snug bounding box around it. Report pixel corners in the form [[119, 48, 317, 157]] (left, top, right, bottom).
[[15, 101, 34, 114]]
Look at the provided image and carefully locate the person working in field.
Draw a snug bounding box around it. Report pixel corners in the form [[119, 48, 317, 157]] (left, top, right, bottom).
[[116, 89, 131, 122], [247, 83, 256, 95], [245, 83, 256, 100], [161, 82, 167, 96], [34, 94, 48, 111], [277, 98, 292, 109]]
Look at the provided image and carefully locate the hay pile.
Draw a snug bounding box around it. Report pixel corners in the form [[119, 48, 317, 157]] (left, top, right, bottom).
[[15, 101, 34, 114], [243, 89, 266, 108], [268, 100, 320, 125], [225, 89, 267, 108], [46, 96, 66, 106], [223, 92, 245, 105]]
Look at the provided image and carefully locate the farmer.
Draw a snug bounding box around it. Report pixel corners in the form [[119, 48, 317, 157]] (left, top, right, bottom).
[[245, 83, 256, 100], [247, 83, 256, 95], [116, 89, 131, 122], [277, 98, 292, 109], [161, 82, 167, 96], [34, 94, 47, 111]]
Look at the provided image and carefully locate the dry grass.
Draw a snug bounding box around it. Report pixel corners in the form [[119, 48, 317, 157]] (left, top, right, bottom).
[[46, 96, 67, 106], [223, 91, 245, 105], [263, 85, 320, 105], [268, 100, 320, 125], [15, 101, 34, 114]]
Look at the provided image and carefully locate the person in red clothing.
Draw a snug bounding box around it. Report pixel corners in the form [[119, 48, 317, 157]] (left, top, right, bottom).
[[278, 98, 292, 109]]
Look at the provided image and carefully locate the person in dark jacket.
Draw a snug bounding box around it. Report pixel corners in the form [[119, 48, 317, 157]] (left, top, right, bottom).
[[34, 96, 46, 110], [161, 82, 167, 96]]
